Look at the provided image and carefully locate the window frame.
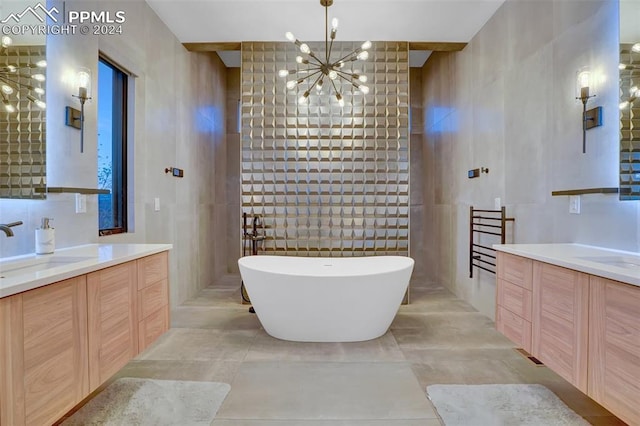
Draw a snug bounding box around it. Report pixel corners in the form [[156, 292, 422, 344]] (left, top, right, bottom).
[[98, 55, 129, 236]]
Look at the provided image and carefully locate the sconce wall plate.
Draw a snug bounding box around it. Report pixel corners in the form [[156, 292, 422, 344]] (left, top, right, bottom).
[[65, 106, 81, 129], [584, 106, 602, 130]]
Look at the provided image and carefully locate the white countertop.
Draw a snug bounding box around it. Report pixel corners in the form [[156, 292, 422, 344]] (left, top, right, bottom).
[[494, 243, 640, 286], [0, 243, 172, 298]]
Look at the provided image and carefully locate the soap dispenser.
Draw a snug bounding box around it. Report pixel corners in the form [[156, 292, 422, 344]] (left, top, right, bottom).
[[35, 217, 55, 254]]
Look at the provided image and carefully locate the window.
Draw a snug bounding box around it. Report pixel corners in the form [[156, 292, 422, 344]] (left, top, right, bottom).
[[98, 56, 128, 235]]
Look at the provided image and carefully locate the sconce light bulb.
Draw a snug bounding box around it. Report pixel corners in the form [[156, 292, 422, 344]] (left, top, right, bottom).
[[286, 80, 297, 89], [1, 36, 12, 47], [358, 75, 368, 83], [296, 56, 304, 64], [298, 95, 308, 105], [36, 60, 46, 68], [278, 69, 290, 78], [35, 100, 46, 109], [632, 43, 640, 53], [357, 50, 369, 61], [76, 68, 92, 100], [577, 70, 590, 89], [619, 63, 626, 70], [2, 100, 15, 113], [31, 73, 45, 82], [34, 87, 44, 95], [620, 101, 630, 110], [328, 70, 338, 80], [331, 18, 339, 30], [1, 84, 13, 95], [361, 40, 372, 50], [300, 43, 310, 54], [359, 85, 370, 94], [285, 32, 295, 42]]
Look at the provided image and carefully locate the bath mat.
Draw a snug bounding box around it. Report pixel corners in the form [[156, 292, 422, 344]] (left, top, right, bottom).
[[426, 384, 589, 426], [61, 378, 230, 426]]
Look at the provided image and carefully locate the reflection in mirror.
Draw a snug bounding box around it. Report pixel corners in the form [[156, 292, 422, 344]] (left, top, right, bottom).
[[0, 0, 46, 199], [620, 1, 640, 200]]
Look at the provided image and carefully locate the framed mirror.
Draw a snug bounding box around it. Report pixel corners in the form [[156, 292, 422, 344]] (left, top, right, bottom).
[[0, 0, 47, 199], [620, 1, 640, 200]]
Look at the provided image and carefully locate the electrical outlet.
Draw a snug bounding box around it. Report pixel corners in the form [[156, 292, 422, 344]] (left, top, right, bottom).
[[75, 194, 87, 213], [569, 195, 581, 214], [494, 198, 501, 210], [154, 197, 160, 212]]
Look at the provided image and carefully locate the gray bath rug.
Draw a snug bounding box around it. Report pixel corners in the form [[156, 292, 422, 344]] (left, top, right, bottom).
[[62, 378, 230, 426], [426, 384, 590, 426]]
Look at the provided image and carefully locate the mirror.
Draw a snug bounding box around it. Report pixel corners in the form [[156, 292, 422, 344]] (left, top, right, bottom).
[[620, 1, 640, 200], [0, 0, 47, 199]]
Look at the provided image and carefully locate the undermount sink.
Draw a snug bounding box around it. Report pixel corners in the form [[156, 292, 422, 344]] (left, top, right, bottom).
[[578, 255, 640, 269], [0, 256, 93, 278]]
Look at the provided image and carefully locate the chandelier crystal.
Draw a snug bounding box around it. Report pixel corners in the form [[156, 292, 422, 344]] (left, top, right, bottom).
[[0, 35, 46, 113], [280, 0, 370, 107]]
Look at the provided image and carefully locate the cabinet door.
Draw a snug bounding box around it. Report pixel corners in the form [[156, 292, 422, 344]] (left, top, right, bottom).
[[87, 261, 138, 392], [22, 276, 89, 426], [0, 294, 25, 426], [589, 276, 640, 426], [532, 261, 588, 392]]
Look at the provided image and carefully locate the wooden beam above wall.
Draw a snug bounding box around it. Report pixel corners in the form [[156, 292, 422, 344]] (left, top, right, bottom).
[[184, 41, 467, 52], [408, 42, 467, 51], [183, 42, 242, 52]]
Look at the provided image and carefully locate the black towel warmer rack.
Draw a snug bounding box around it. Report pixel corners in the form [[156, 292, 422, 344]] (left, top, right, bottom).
[[469, 206, 514, 278]]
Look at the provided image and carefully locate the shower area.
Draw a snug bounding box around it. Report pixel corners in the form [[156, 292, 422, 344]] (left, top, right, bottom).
[[240, 41, 410, 257]]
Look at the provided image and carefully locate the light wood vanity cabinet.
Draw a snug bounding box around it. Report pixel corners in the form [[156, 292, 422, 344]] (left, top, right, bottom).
[[496, 252, 640, 425], [496, 252, 533, 352], [531, 262, 589, 393], [589, 276, 640, 426], [137, 251, 169, 352], [0, 251, 169, 426], [0, 276, 89, 426], [87, 261, 138, 392]]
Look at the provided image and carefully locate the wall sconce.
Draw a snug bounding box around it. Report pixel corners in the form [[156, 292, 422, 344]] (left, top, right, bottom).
[[575, 67, 602, 154], [65, 67, 92, 153]]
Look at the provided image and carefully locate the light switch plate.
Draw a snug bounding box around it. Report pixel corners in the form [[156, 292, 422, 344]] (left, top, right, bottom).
[[75, 194, 87, 213], [569, 195, 581, 214]]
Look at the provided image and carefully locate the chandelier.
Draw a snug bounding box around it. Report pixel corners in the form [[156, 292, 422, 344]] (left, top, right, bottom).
[[279, 0, 371, 106], [0, 35, 46, 113]]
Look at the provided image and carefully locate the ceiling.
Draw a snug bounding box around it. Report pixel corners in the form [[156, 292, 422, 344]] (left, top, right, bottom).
[[145, 0, 506, 67]]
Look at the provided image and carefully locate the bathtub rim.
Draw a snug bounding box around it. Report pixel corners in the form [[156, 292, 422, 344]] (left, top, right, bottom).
[[238, 255, 415, 278]]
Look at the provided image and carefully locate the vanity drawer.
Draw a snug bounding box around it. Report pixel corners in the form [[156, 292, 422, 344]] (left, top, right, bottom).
[[138, 279, 168, 320], [497, 306, 531, 353], [138, 306, 169, 353], [137, 252, 168, 290], [498, 279, 532, 321], [497, 252, 533, 290]]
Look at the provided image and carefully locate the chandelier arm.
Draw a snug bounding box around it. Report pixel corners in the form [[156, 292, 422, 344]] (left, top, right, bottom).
[[335, 72, 358, 87], [294, 69, 324, 85], [0, 75, 30, 88], [331, 49, 361, 66], [325, 2, 329, 63], [335, 69, 359, 79], [307, 72, 324, 93], [304, 55, 325, 67], [330, 78, 341, 95]]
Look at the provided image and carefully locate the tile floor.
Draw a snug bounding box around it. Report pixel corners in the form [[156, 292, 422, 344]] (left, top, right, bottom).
[[107, 280, 624, 425]]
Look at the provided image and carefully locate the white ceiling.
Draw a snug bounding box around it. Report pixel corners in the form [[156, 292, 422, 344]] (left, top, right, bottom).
[[145, 0, 505, 67]]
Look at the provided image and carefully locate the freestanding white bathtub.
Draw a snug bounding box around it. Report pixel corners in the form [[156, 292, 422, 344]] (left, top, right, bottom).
[[238, 255, 414, 342]]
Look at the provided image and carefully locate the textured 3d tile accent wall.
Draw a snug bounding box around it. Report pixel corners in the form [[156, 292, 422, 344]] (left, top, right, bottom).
[[241, 41, 409, 256], [0, 45, 46, 199], [620, 43, 640, 199]]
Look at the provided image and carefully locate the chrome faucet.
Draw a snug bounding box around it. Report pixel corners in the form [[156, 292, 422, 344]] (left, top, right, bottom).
[[0, 221, 23, 237]]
